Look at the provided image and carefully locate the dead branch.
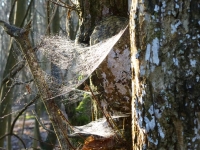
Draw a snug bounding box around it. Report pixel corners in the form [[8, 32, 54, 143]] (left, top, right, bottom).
[[0, 95, 39, 149], [32, 110, 55, 134], [0, 133, 26, 149], [10, 95, 39, 133], [1, 60, 25, 86], [49, 0, 80, 12]]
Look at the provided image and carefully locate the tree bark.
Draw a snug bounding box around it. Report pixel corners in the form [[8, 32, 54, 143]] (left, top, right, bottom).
[[76, 0, 128, 44], [130, 0, 200, 149]]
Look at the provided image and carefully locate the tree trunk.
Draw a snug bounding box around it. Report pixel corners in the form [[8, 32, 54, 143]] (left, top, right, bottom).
[[71, 0, 132, 149], [65, 0, 79, 40], [130, 0, 200, 149], [76, 0, 128, 44]]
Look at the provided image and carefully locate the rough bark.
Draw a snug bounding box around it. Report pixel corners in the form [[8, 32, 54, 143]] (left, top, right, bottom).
[[130, 0, 200, 149], [89, 17, 132, 149]]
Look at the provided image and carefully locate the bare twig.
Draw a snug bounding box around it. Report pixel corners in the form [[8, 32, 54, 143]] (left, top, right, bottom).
[[10, 95, 39, 133], [28, 136, 61, 149], [0, 84, 14, 105], [1, 60, 25, 86], [32, 110, 55, 134], [49, 0, 80, 11], [11, 79, 34, 86], [46, 0, 51, 35], [0, 95, 39, 149], [20, 0, 34, 27], [0, 133, 26, 149]]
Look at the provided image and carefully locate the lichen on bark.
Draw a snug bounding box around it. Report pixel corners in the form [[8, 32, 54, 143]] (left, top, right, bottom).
[[130, 0, 200, 149]]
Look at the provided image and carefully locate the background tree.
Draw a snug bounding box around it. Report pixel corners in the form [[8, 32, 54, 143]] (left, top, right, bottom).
[[0, 0, 27, 148]]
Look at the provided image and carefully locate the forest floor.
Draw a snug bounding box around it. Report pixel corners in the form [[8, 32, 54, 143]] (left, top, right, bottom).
[[12, 118, 50, 150], [3, 105, 60, 150]]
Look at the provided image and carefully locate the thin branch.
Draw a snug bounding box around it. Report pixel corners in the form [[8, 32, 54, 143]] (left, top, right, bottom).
[[32, 110, 55, 134], [46, 0, 51, 35], [0, 133, 26, 149], [1, 60, 25, 86], [0, 84, 14, 105], [9, 0, 17, 24], [0, 78, 33, 105], [0, 95, 39, 149], [28, 136, 61, 149], [49, 0, 79, 11], [10, 95, 39, 133], [12, 79, 34, 86], [20, 0, 34, 27]]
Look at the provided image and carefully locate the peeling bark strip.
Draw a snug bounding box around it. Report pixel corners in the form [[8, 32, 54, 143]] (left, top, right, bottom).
[[0, 21, 74, 149]]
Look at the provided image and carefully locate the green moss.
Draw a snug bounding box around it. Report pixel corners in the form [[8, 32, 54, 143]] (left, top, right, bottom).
[[71, 94, 91, 125]]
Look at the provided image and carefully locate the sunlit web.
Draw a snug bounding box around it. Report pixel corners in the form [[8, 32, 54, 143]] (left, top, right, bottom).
[[38, 26, 128, 99]]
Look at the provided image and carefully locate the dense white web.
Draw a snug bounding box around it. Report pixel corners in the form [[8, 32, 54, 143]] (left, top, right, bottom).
[[39, 26, 128, 98], [70, 115, 128, 137]]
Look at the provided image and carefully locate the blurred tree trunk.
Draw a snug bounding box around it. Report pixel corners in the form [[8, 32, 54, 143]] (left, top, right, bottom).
[[130, 0, 200, 149], [65, 0, 79, 40], [0, 0, 27, 148]]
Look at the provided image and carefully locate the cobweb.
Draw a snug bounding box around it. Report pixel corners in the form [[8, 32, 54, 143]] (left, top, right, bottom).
[[70, 115, 128, 137], [39, 26, 128, 99]]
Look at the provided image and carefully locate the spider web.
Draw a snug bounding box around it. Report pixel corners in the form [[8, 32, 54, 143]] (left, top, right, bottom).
[[70, 115, 129, 137], [39, 26, 128, 99]]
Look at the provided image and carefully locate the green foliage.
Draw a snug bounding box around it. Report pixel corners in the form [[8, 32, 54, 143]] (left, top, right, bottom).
[[78, 74, 83, 81], [72, 94, 91, 126], [25, 114, 35, 120]]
